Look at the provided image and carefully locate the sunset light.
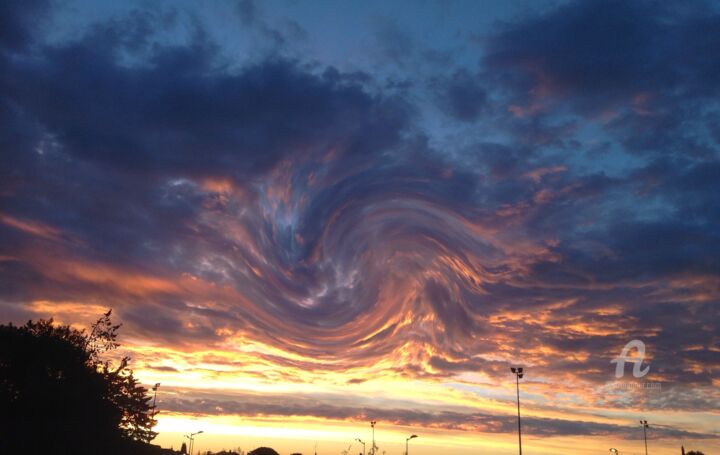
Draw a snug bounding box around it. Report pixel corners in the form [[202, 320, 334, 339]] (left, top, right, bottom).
[[1, 1, 719, 455]]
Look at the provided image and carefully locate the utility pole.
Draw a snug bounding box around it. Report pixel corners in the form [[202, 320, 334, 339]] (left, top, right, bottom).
[[510, 367, 524, 455], [370, 421, 377, 455]]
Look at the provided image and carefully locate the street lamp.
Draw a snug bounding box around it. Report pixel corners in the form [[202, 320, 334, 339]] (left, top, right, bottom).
[[193, 430, 204, 455], [151, 383, 161, 417], [405, 435, 418, 455], [510, 367, 524, 455], [370, 421, 377, 455], [640, 420, 649, 455], [609, 449, 619, 455], [355, 438, 366, 455], [186, 430, 204, 455]]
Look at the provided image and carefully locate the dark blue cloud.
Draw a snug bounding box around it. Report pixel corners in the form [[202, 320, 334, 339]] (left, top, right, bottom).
[[483, 0, 720, 102], [0, 0, 49, 52], [5, 43, 409, 178], [479, 0, 720, 163], [432, 69, 487, 122]]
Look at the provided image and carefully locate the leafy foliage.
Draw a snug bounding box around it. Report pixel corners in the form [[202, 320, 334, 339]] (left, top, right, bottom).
[[0, 311, 157, 454]]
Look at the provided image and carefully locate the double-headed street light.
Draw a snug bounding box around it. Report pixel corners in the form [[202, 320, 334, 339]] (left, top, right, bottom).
[[640, 420, 649, 455], [510, 367, 524, 455], [355, 438, 366, 455], [370, 421, 377, 455], [185, 430, 204, 455], [405, 434, 418, 455]]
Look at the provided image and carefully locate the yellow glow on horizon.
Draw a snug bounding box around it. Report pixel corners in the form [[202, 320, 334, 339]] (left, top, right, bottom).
[[152, 412, 720, 455], [153, 413, 522, 454], [20, 299, 720, 455]]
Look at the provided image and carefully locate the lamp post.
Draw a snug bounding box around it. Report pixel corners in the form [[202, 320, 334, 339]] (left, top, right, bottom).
[[186, 430, 204, 455], [640, 420, 649, 455], [510, 367, 524, 455], [405, 435, 417, 455], [355, 438, 366, 455], [370, 421, 377, 455], [151, 383, 161, 416], [193, 430, 204, 455]]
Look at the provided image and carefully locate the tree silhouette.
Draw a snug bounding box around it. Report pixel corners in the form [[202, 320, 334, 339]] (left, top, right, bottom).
[[0, 311, 158, 454], [687, 451, 706, 455], [248, 448, 280, 455]]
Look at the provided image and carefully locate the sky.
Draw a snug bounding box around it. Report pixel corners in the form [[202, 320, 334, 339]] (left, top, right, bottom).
[[1, 0, 719, 454]]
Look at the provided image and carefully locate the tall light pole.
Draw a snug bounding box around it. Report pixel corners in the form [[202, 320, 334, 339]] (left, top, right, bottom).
[[355, 438, 366, 455], [151, 383, 161, 417], [370, 421, 377, 455], [186, 430, 204, 455], [640, 420, 649, 455], [510, 367, 524, 455], [193, 430, 204, 455], [405, 434, 417, 455]]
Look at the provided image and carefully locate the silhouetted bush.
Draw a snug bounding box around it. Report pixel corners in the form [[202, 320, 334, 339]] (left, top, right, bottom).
[[0, 311, 158, 454], [248, 447, 280, 455]]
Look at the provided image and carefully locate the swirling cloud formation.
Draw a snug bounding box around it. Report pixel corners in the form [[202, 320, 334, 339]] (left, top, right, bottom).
[[1, 0, 719, 452]]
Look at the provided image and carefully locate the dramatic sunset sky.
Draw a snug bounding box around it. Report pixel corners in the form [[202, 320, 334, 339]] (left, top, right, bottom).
[[1, 0, 719, 453]]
